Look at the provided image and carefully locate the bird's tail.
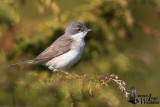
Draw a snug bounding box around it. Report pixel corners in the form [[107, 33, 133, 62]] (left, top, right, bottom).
[[9, 59, 35, 67]]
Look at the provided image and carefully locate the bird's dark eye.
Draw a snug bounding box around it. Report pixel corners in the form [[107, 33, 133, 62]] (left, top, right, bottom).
[[77, 28, 81, 31]]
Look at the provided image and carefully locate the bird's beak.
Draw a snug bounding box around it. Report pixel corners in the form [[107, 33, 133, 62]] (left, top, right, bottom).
[[87, 29, 92, 32]]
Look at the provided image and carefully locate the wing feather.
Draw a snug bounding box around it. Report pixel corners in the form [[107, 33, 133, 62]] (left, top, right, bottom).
[[33, 35, 73, 63]]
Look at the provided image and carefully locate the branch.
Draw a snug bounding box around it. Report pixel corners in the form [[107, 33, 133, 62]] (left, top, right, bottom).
[[97, 74, 130, 98]]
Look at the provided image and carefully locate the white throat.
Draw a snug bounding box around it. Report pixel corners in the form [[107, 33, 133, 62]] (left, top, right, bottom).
[[71, 32, 88, 39]]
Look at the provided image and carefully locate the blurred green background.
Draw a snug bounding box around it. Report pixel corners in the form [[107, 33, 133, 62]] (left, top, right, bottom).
[[0, 0, 160, 107]]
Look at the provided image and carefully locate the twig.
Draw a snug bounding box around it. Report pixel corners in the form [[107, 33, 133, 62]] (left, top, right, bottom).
[[97, 74, 130, 98]]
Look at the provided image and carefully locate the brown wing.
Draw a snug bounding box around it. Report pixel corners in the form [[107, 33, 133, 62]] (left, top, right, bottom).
[[33, 35, 73, 64]]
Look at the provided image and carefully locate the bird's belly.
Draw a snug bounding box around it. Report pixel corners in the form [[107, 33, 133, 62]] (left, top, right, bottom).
[[46, 42, 85, 70]]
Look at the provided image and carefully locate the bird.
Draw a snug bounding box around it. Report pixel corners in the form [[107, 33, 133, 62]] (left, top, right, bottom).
[[11, 21, 92, 74], [128, 87, 139, 106]]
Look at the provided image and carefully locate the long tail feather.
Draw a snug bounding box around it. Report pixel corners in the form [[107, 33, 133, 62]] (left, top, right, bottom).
[[9, 60, 35, 67]]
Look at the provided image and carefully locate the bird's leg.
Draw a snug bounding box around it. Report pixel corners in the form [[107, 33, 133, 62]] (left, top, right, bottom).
[[49, 66, 70, 75], [61, 70, 70, 75], [49, 70, 52, 77]]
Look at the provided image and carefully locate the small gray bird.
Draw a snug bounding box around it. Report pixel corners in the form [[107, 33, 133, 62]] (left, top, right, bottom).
[[128, 87, 139, 106], [11, 21, 92, 74]]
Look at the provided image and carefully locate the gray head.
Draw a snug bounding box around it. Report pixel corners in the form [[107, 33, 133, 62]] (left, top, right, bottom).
[[65, 21, 92, 35]]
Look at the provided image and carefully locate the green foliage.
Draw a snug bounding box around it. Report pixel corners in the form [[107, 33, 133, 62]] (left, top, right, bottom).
[[0, 0, 160, 106]]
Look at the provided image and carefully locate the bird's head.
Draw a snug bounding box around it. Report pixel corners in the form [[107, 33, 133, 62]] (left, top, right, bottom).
[[65, 21, 92, 38]]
